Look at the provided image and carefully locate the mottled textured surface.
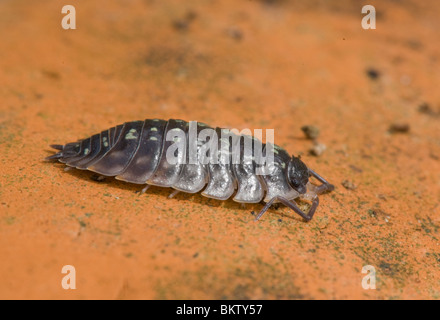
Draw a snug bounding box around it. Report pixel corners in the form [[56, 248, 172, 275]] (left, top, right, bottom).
[[1, 0, 440, 299]]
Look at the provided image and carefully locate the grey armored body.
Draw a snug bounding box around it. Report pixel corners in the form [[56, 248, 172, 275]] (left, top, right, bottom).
[[47, 119, 334, 221]]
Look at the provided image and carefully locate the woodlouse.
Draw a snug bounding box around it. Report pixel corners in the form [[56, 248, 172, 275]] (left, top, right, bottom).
[[46, 119, 334, 221]]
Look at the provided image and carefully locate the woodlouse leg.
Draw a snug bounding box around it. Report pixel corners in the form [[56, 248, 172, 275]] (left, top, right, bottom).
[[140, 185, 150, 195], [168, 190, 180, 199], [255, 196, 319, 222], [309, 169, 335, 195]]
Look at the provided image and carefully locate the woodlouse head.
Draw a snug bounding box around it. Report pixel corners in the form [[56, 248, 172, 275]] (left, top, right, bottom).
[[287, 156, 309, 194]]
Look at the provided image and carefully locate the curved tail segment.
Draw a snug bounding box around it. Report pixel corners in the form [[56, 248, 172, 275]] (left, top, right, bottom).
[[45, 142, 81, 162]]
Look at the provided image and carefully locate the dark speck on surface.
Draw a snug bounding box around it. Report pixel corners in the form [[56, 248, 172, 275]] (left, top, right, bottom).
[[227, 27, 243, 41], [301, 125, 320, 140], [388, 123, 410, 134], [172, 11, 197, 31], [366, 68, 380, 80], [341, 180, 357, 190], [418, 103, 439, 117]]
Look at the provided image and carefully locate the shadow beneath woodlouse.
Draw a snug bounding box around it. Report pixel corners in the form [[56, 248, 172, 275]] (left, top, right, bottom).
[[42, 154, 305, 222]]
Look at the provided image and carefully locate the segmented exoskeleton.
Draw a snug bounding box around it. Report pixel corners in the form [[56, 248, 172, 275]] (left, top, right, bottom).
[[46, 119, 334, 221]]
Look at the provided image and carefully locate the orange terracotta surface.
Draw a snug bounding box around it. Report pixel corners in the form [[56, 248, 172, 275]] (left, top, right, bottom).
[[1, 0, 439, 299]]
